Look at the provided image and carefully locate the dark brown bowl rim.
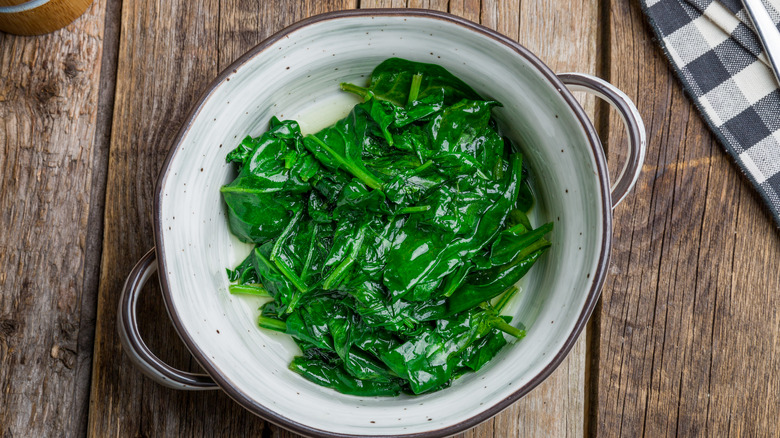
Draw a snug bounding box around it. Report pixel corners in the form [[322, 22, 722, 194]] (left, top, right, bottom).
[[153, 8, 612, 438]]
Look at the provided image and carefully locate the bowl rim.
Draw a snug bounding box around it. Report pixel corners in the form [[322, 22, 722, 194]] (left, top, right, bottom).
[[152, 8, 613, 438]]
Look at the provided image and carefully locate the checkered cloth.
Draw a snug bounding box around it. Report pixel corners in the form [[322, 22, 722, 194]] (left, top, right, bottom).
[[642, 0, 780, 226]]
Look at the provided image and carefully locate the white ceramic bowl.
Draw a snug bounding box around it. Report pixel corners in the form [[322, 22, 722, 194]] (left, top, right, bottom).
[[118, 9, 645, 437]]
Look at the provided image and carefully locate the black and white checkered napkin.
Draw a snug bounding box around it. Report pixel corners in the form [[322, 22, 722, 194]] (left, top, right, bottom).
[[642, 0, 780, 226]]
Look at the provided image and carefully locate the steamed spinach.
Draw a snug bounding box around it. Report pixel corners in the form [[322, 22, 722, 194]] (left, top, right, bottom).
[[221, 58, 552, 396]]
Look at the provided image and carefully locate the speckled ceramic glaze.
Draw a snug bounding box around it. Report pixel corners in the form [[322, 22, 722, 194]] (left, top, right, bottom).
[[118, 9, 645, 438]]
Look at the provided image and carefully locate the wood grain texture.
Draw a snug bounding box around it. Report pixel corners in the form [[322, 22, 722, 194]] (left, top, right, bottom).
[[361, 0, 410, 8], [0, 0, 108, 436], [0, 0, 92, 36], [596, 0, 780, 436], [86, 1, 356, 437]]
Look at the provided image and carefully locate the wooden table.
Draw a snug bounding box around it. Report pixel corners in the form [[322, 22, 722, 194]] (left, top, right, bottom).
[[2, 0, 779, 436]]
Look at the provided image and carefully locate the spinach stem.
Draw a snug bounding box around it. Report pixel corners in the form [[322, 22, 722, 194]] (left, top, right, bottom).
[[492, 319, 526, 339], [340, 82, 370, 100], [271, 207, 304, 261], [300, 223, 319, 283], [306, 135, 385, 190], [274, 258, 308, 294], [220, 185, 272, 195], [397, 205, 431, 214], [475, 169, 491, 180], [507, 153, 523, 203], [505, 222, 528, 235], [442, 263, 471, 297], [512, 239, 551, 263], [324, 257, 356, 290], [229, 284, 271, 297], [323, 224, 368, 289], [253, 249, 281, 274], [407, 73, 423, 106], [285, 224, 320, 314], [258, 316, 287, 332], [493, 286, 519, 313], [413, 160, 433, 175]]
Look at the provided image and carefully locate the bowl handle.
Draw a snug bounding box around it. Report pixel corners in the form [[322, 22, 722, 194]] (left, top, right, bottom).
[[117, 248, 219, 390], [558, 73, 646, 208]]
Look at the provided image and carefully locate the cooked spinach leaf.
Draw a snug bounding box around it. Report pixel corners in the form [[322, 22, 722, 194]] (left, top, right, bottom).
[[221, 58, 552, 396]]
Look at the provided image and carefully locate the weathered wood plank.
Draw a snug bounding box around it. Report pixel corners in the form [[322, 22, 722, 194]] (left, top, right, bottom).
[[70, 0, 123, 435], [448, 0, 481, 22], [361, 0, 410, 8], [406, 0, 448, 9], [597, 0, 780, 435], [86, 1, 356, 437], [0, 1, 110, 436]]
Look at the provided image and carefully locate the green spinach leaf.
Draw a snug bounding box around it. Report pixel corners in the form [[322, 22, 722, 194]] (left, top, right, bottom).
[[220, 58, 554, 397]]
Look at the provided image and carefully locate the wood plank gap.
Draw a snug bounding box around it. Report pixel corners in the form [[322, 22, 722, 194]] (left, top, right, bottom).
[[75, 0, 124, 435], [638, 109, 671, 438], [594, 0, 611, 157], [727, 413, 732, 437], [585, 305, 600, 438], [584, 0, 612, 434], [217, 0, 222, 72]]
